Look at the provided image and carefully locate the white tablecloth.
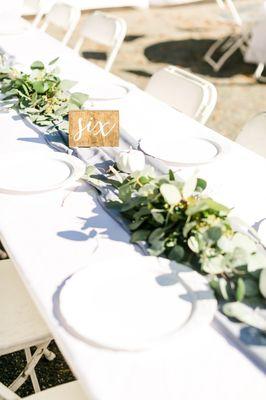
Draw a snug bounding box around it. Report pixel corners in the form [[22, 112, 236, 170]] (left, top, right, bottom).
[[0, 28, 265, 400]]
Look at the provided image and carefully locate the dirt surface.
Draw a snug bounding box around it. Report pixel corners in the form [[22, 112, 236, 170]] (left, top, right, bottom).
[[66, 0, 265, 140], [1, 0, 265, 396]]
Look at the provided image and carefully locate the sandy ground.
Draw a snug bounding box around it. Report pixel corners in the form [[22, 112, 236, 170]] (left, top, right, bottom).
[[1, 0, 265, 396], [66, 0, 265, 140]]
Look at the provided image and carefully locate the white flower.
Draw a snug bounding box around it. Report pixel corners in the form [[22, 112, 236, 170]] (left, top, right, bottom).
[[138, 183, 156, 197], [160, 183, 181, 205], [115, 149, 145, 174], [182, 174, 197, 199], [132, 165, 155, 179], [259, 269, 266, 298], [8, 69, 20, 80]]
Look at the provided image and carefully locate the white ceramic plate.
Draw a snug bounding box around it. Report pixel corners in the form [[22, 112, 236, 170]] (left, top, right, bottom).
[[139, 136, 222, 166], [73, 83, 130, 102], [59, 243, 216, 351], [0, 152, 85, 194], [88, 84, 130, 101]]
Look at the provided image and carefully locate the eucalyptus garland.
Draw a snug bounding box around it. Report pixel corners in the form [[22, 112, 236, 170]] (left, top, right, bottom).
[[85, 155, 266, 330], [0, 57, 88, 133]]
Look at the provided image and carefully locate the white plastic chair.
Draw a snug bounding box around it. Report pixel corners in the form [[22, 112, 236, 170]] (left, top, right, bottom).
[[0, 260, 55, 394], [145, 65, 217, 124], [236, 112, 266, 158], [23, 0, 55, 27], [205, 1, 263, 73], [40, 2, 81, 46], [75, 11, 127, 72], [0, 381, 88, 400]]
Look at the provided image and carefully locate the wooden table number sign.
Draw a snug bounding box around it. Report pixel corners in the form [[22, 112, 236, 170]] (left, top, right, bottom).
[[69, 110, 119, 148]]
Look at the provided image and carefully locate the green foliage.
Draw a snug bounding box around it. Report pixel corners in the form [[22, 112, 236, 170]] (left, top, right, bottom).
[[93, 165, 266, 328], [0, 59, 89, 132]]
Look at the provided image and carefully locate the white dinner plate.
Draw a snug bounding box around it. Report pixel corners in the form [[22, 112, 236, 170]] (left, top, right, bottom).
[[59, 243, 216, 351], [0, 152, 86, 194], [139, 136, 222, 166], [88, 84, 130, 101], [73, 83, 130, 102]]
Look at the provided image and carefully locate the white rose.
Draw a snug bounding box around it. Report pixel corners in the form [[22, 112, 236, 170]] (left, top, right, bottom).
[[115, 149, 145, 174]]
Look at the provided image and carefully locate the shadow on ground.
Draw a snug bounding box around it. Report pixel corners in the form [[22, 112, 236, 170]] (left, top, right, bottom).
[[144, 38, 256, 78], [82, 51, 107, 61]]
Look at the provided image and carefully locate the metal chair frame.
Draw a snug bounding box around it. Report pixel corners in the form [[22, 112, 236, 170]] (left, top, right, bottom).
[[0, 260, 55, 394], [205, 0, 265, 81]]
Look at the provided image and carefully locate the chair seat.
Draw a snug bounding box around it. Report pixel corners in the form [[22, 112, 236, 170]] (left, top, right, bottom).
[[0, 260, 50, 355], [26, 381, 88, 400]]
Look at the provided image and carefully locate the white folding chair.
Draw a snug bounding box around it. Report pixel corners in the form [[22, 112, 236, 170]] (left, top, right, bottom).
[[40, 2, 81, 46], [75, 11, 127, 72], [236, 112, 266, 158], [0, 260, 55, 394], [23, 0, 55, 27], [0, 381, 88, 400], [145, 65, 217, 125], [205, 0, 263, 72]]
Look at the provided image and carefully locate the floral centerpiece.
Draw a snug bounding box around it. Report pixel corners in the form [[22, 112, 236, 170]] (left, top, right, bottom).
[[85, 148, 266, 330]]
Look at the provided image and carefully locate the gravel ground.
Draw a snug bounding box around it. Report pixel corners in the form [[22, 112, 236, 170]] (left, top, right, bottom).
[[1, 0, 265, 396]]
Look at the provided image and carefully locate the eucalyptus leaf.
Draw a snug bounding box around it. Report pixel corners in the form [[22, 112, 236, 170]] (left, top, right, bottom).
[[131, 229, 150, 243], [70, 92, 89, 107], [236, 278, 245, 301], [259, 269, 266, 298], [202, 255, 225, 275], [148, 228, 165, 244], [31, 61, 45, 70], [196, 178, 207, 192], [49, 57, 60, 66], [207, 226, 222, 242], [223, 302, 266, 331], [187, 236, 200, 253], [151, 210, 164, 225], [160, 183, 181, 205], [61, 79, 77, 91], [168, 245, 185, 262]]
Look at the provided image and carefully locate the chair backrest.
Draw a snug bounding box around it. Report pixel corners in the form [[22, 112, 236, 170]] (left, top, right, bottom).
[[145, 65, 217, 125], [40, 2, 81, 45], [24, 0, 55, 27], [75, 11, 127, 71], [236, 112, 266, 158]]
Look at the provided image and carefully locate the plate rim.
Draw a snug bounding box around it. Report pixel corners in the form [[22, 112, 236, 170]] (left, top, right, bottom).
[[74, 83, 131, 102], [0, 151, 85, 194], [58, 253, 217, 351], [139, 136, 224, 166]]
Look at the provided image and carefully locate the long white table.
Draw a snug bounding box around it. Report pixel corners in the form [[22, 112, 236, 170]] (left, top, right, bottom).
[[0, 28, 265, 400]]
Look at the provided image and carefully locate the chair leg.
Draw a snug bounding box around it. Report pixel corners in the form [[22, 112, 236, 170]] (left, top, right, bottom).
[[8, 340, 51, 393], [25, 348, 41, 393], [204, 35, 246, 72], [255, 63, 266, 83]]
